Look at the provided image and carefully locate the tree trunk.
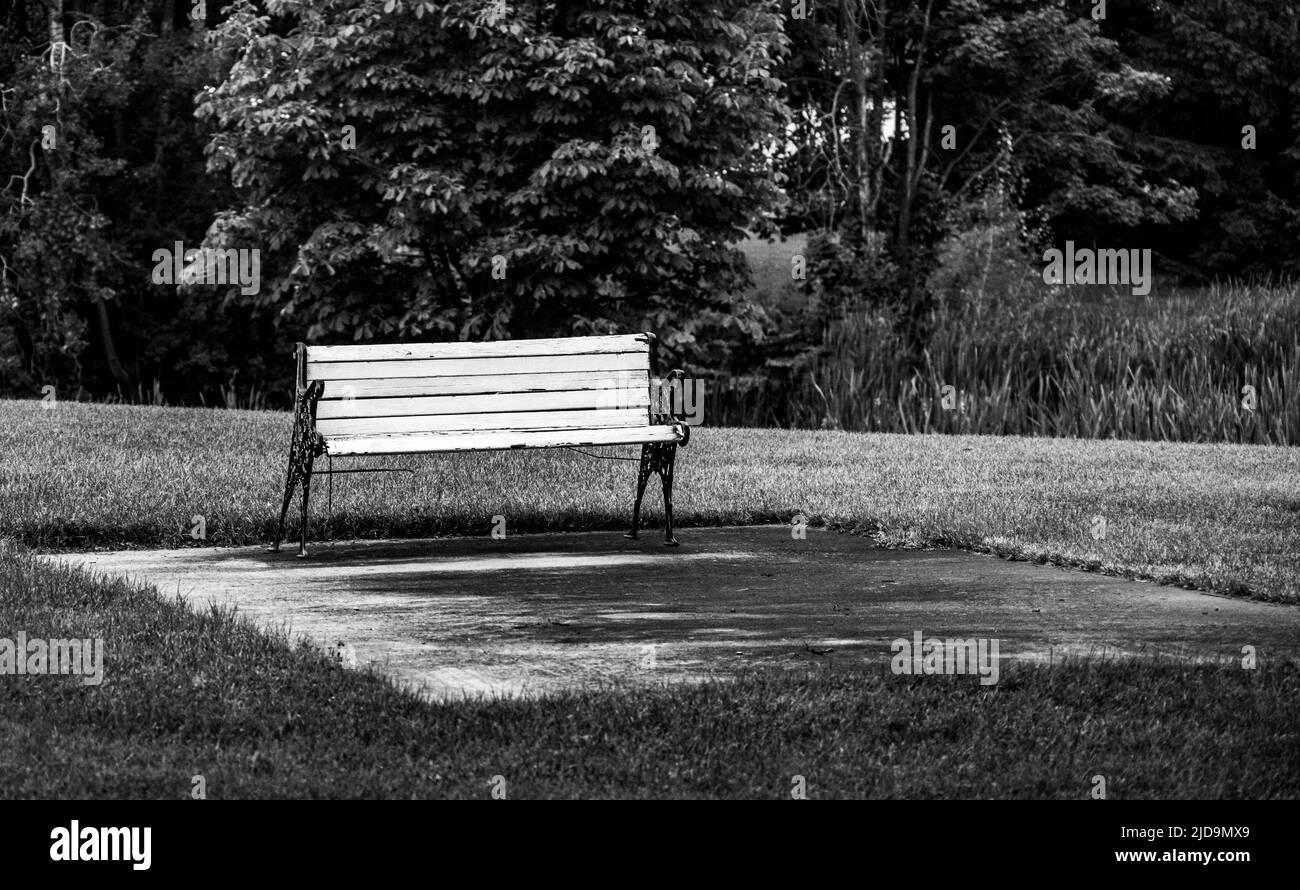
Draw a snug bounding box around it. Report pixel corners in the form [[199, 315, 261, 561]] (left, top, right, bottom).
[[94, 296, 131, 387], [867, 0, 888, 228], [842, 0, 871, 243], [43, 0, 64, 48], [897, 0, 934, 262]]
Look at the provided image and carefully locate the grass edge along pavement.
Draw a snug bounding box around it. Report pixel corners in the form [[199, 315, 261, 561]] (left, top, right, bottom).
[[2, 399, 1298, 602], [0, 541, 1296, 799]]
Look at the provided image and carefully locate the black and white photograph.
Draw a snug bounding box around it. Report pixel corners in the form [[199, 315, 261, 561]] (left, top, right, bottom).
[[0, 0, 1294, 862]]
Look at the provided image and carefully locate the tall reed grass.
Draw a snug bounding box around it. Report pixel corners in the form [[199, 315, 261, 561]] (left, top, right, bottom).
[[711, 282, 1300, 444]]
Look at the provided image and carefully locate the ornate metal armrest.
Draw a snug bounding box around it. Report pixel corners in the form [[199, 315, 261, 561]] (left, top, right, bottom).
[[295, 380, 327, 459], [654, 368, 691, 446]]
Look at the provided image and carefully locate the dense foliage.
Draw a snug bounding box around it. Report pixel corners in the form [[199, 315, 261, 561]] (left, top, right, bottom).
[[2, 0, 1297, 413], [196, 0, 788, 368]]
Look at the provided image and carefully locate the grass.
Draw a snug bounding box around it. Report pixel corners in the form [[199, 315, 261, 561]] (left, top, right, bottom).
[[738, 231, 810, 312], [715, 281, 1300, 444], [2, 398, 1298, 601], [1, 544, 1296, 799], [3, 398, 1297, 797]]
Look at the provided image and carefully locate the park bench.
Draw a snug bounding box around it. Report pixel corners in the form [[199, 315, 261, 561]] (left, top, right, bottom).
[[270, 333, 691, 557]]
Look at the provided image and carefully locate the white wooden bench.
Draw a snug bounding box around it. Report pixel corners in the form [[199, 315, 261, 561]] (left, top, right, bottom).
[[270, 333, 691, 557]]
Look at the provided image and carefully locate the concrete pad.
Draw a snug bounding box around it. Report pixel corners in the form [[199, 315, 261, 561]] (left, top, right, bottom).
[[50, 526, 1300, 699]]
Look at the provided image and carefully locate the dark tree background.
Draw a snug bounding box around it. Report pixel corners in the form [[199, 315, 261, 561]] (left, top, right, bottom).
[[2, 0, 1297, 405]]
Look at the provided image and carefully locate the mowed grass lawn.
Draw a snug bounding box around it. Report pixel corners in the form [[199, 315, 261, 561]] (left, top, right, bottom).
[[2, 399, 1298, 601], [1, 398, 1299, 798], [2, 545, 1297, 799]]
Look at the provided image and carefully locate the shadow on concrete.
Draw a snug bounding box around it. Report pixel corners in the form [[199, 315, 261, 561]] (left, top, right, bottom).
[[52, 526, 1300, 699]]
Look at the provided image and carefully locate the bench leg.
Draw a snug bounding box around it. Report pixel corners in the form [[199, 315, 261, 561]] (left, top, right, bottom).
[[660, 449, 678, 546], [270, 380, 324, 557], [270, 456, 298, 553], [269, 430, 302, 553], [296, 453, 315, 558], [625, 442, 679, 545], [624, 447, 654, 540]]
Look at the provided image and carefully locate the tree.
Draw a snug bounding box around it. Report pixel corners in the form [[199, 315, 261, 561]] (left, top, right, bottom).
[[0, 0, 128, 391], [1103, 0, 1300, 278], [197, 0, 792, 364], [1, 0, 262, 402], [776, 0, 1198, 286]]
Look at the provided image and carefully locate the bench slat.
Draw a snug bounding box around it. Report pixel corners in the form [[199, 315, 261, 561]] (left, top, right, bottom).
[[324, 425, 682, 455], [317, 370, 647, 400], [307, 351, 647, 381], [316, 388, 649, 420], [316, 408, 650, 438], [305, 334, 650, 363]]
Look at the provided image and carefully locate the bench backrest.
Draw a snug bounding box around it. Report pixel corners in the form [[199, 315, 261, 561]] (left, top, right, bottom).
[[299, 333, 658, 439]]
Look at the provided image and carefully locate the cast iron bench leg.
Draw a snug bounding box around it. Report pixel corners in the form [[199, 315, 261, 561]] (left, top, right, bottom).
[[625, 443, 654, 540], [297, 453, 315, 558], [661, 446, 678, 546], [269, 447, 297, 553], [625, 442, 678, 545]]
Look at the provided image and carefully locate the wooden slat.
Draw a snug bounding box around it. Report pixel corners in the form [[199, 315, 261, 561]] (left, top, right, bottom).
[[318, 370, 647, 400], [307, 351, 647, 381], [305, 334, 650, 363], [316, 408, 649, 438], [316, 388, 649, 420], [324, 424, 682, 455]]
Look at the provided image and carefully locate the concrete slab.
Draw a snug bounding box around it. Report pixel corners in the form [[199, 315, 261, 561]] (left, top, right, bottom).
[[50, 526, 1300, 699]]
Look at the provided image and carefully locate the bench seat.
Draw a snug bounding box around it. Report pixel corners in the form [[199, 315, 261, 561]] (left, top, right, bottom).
[[325, 425, 684, 456]]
